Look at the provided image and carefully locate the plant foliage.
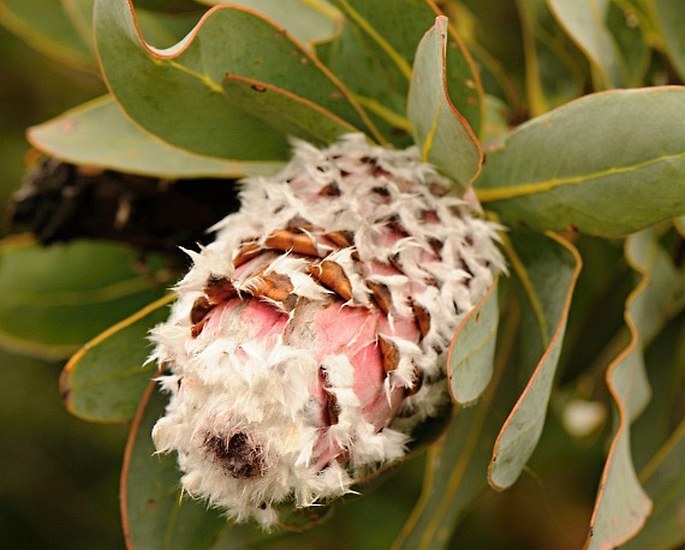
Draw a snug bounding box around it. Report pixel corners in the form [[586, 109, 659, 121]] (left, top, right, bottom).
[[1, 0, 684, 548]]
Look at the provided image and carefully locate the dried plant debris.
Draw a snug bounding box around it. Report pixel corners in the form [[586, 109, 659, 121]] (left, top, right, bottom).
[[8, 157, 241, 253]]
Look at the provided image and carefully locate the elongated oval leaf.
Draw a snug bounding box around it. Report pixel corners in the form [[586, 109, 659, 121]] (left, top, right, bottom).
[[28, 96, 281, 178], [222, 75, 361, 145], [408, 16, 482, 192], [196, 0, 341, 50], [321, 0, 482, 138], [587, 227, 685, 548], [393, 298, 521, 549], [625, 418, 685, 549], [94, 0, 379, 161], [0, 237, 166, 360], [547, 0, 621, 88], [447, 278, 499, 405], [476, 87, 685, 237], [122, 382, 231, 549], [60, 294, 174, 423], [61, 0, 207, 57], [629, 297, 685, 473], [324, 0, 433, 106], [488, 230, 581, 490]]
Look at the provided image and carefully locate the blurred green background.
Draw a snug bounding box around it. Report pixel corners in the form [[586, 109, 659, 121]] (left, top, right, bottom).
[[0, 24, 129, 549]]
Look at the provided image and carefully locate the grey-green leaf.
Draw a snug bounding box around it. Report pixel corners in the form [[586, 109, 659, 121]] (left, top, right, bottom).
[[0, 0, 96, 70], [407, 15, 482, 192], [28, 96, 281, 178], [586, 226, 685, 548], [476, 87, 685, 237], [516, 0, 586, 116], [222, 76, 361, 146], [606, 0, 650, 87], [488, 230, 581, 490], [321, 0, 483, 138], [625, 418, 685, 549], [393, 298, 522, 549], [195, 0, 341, 50], [61, 295, 174, 423], [447, 278, 499, 405], [94, 0, 378, 161]]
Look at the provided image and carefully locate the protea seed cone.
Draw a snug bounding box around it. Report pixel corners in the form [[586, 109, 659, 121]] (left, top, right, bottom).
[[151, 134, 505, 527]]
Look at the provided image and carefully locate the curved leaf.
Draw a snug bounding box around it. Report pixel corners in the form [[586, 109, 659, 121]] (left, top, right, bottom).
[[28, 96, 281, 178], [630, 305, 685, 470], [195, 0, 341, 50], [320, 0, 482, 138], [0, 237, 166, 360], [447, 278, 499, 405], [476, 87, 685, 237], [61, 0, 203, 44], [0, 0, 96, 70], [488, 230, 581, 490], [94, 0, 380, 161], [407, 15, 482, 192], [587, 227, 685, 548], [444, 1, 524, 110], [122, 382, 231, 549], [60, 294, 174, 423], [222, 75, 361, 145], [393, 297, 521, 549], [626, 417, 685, 549], [547, 0, 621, 88], [61, 0, 207, 56]]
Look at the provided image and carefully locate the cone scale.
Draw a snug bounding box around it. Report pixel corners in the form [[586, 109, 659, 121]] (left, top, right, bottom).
[[151, 135, 504, 526]]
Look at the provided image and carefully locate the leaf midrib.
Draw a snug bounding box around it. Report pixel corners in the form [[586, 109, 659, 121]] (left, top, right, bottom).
[[477, 149, 685, 202]]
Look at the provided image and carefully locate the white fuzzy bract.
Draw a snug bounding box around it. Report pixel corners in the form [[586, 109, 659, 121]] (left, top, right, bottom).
[[150, 134, 505, 527]]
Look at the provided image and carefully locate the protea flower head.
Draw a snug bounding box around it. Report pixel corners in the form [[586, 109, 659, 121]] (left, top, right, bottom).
[[150, 134, 505, 527]]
